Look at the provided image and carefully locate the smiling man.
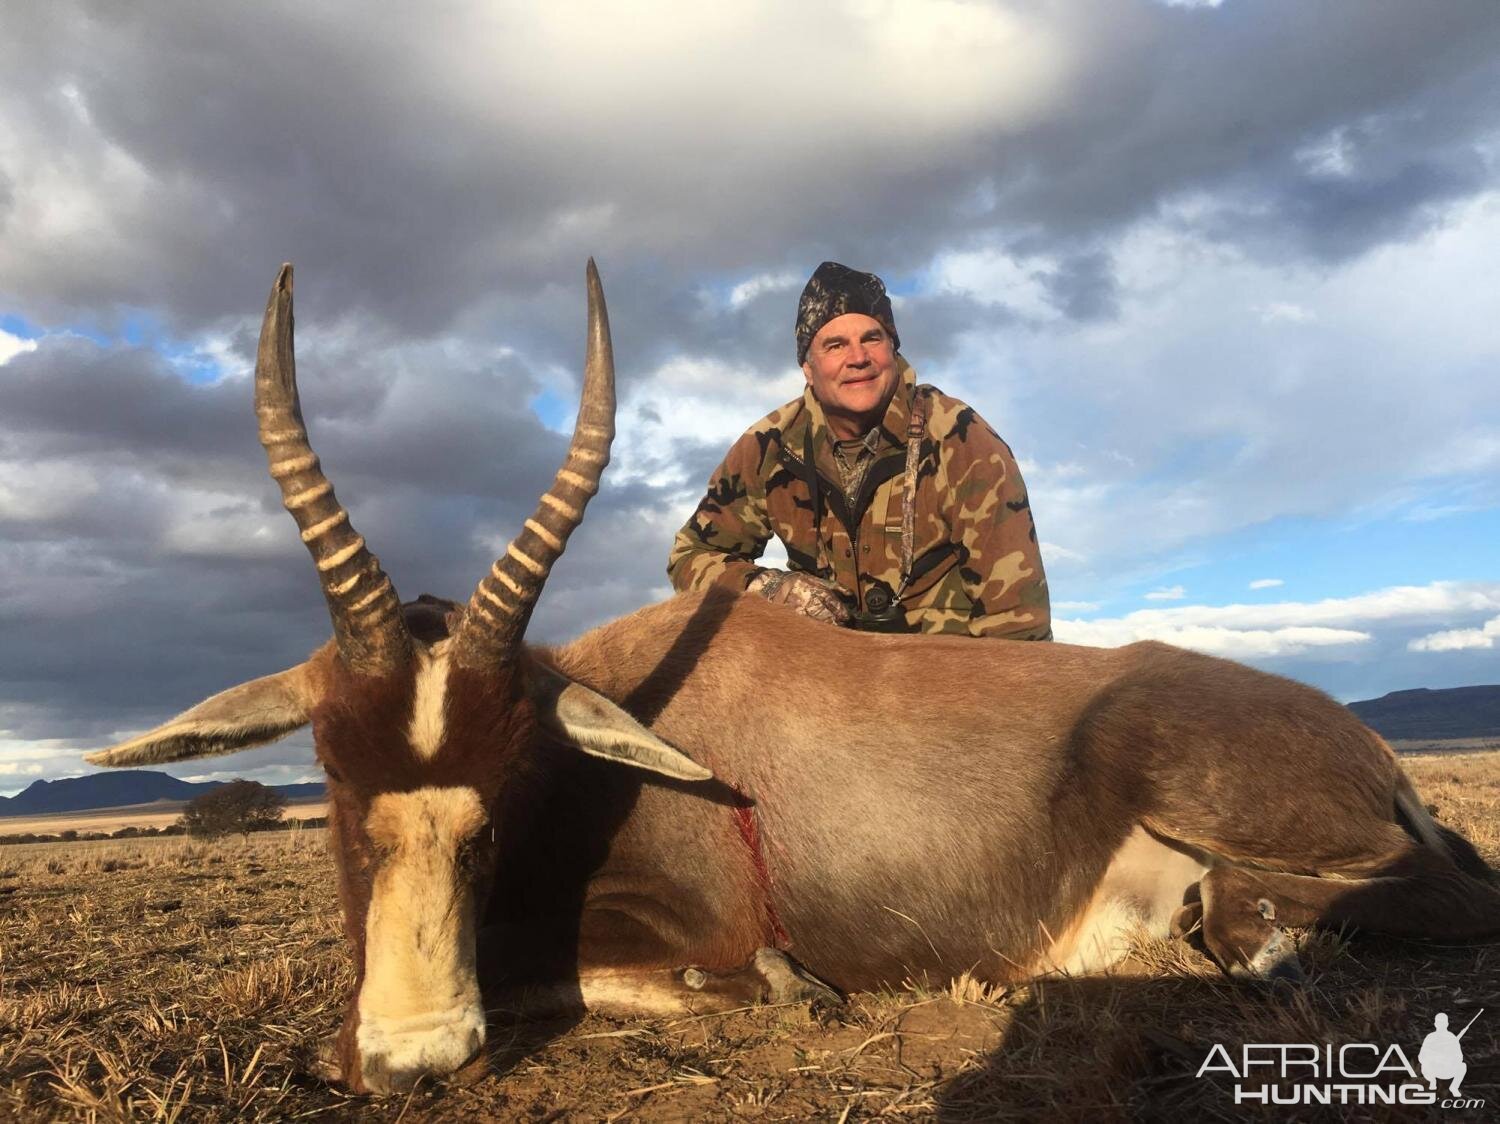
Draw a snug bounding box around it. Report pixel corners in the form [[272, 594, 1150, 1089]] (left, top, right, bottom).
[[668, 262, 1051, 639]]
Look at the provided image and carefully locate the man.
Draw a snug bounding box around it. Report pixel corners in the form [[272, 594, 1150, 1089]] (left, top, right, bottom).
[[667, 261, 1050, 639]]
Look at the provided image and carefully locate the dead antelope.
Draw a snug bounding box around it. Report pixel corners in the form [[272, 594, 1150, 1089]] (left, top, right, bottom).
[[90, 263, 1500, 1095]]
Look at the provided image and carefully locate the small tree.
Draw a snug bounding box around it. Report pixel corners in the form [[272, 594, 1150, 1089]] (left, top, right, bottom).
[[179, 780, 287, 840]]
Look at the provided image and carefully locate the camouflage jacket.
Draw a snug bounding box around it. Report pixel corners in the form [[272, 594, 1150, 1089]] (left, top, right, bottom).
[[667, 360, 1052, 639]]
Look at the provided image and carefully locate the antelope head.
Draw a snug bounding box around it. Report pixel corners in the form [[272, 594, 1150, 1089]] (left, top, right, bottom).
[[86, 263, 708, 1093]]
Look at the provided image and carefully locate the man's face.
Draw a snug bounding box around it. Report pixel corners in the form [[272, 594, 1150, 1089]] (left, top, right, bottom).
[[801, 313, 899, 439]]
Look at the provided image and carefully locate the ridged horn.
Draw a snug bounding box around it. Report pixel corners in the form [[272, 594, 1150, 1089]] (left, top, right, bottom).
[[255, 264, 411, 676], [451, 259, 615, 670]]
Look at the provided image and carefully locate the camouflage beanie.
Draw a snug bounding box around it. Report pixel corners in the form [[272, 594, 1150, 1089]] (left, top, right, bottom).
[[795, 262, 900, 364]]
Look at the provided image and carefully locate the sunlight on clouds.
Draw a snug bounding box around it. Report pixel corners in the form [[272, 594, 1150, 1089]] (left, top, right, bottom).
[[161, 493, 289, 559], [1409, 615, 1500, 653], [1055, 580, 1500, 658], [1066, 623, 1369, 660], [610, 356, 804, 488], [1294, 126, 1357, 178], [1053, 600, 1100, 613], [0, 460, 101, 520], [0, 328, 38, 366], [0, 739, 81, 791], [415, 0, 1076, 186], [1040, 542, 1084, 565], [931, 248, 1059, 320], [727, 271, 798, 310], [1256, 301, 1315, 324]]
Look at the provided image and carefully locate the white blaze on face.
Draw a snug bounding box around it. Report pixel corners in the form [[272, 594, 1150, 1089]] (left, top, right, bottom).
[[406, 644, 451, 760], [356, 785, 487, 1093]]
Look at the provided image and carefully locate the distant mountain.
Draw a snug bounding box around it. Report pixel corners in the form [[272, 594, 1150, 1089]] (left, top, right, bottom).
[[0, 770, 324, 818], [1348, 685, 1500, 741]]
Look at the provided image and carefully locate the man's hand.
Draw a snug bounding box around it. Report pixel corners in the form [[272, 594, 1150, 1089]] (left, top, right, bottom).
[[746, 570, 852, 626]]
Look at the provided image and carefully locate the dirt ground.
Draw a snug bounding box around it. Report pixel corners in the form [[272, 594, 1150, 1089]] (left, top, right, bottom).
[[1, 752, 1497, 1122]]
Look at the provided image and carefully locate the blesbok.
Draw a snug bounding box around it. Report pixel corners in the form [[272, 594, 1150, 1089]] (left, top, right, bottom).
[[90, 263, 1500, 1095]]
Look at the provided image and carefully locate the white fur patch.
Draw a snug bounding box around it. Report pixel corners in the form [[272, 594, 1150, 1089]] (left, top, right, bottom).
[[406, 644, 451, 760], [357, 786, 486, 1093], [1040, 827, 1208, 976]]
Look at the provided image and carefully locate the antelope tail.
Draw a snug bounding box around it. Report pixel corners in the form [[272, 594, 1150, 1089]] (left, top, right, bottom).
[[1395, 770, 1498, 883]]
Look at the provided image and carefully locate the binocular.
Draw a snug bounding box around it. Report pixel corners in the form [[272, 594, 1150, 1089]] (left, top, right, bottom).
[[847, 586, 908, 633]]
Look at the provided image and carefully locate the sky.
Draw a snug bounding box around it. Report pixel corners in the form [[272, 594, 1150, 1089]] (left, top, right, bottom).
[[2, 0, 1498, 794]]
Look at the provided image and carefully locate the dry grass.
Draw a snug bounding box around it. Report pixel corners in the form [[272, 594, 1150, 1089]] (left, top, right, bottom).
[[1, 754, 1496, 1121]]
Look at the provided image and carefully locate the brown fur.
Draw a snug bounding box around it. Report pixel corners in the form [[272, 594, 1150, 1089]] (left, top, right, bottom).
[[537, 589, 1500, 990]]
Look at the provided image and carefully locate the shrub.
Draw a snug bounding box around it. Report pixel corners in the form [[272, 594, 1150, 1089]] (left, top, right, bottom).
[[179, 780, 287, 840]]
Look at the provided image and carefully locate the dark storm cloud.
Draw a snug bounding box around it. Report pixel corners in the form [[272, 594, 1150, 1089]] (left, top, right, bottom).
[[0, 329, 686, 774], [4, 2, 1498, 346]]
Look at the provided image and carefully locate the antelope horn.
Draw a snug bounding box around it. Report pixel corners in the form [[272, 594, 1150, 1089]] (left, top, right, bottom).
[[256, 264, 411, 676], [452, 259, 615, 670]]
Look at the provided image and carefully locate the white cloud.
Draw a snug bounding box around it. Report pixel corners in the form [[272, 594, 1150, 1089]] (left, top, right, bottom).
[[610, 356, 804, 489], [1256, 301, 1315, 323], [1249, 578, 1283, 589], [0, 329, 38, 366], [1409, 615, 1500, 652], [0, 459, 101, 521], [1294, 127, 1356, 177], [930, 246, 1066, 320], [0, 739, 83, 792], [727, 271, 798, 310], [1054, 580, 1500, 659], [1040, 542, 1086, 564], [1057, 621, 1368, 659], [1146, 585, 1186, 601]]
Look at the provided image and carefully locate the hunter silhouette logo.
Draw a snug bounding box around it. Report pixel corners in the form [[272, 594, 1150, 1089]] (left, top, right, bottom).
[[1197, 1010, 1487, 1109], [1420, 1010, 1482, 1097]]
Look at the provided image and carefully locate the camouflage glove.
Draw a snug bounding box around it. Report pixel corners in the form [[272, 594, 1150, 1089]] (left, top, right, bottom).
[[746, 569, 852, 626]]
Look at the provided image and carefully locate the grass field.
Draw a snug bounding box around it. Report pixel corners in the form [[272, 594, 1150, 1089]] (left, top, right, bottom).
[[1, 752, 1496, 1121]]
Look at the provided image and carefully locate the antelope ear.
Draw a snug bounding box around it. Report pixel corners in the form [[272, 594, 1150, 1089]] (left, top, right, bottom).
[[528, 666, 712, 782], [85, 664, 315, 767]]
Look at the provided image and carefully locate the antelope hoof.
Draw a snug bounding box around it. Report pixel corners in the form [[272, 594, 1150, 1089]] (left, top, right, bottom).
[[753, 948, 843, 1011]]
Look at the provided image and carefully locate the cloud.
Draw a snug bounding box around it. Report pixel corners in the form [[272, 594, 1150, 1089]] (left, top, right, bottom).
[[1146, 585, 1186, 601], [1409, 614, 1500, 652], [0, 329, 37, 365], [1249, 578, 1284, 589], [1256, 302, 1315, 324], [1055, 580, 1500, 660]]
